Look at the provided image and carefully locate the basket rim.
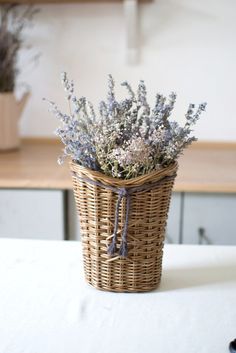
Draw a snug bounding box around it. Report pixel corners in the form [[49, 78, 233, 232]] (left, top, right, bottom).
[[70, 159, 178, 187]]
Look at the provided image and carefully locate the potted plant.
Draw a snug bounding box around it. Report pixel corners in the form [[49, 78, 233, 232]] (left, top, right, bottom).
[[47, 73, 206, 292], [0, 4, 38, 150]]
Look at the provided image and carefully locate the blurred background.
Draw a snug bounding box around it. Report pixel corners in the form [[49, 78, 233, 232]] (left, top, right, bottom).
[[0, 0, 236, 245], [19, 0, 235, 140]]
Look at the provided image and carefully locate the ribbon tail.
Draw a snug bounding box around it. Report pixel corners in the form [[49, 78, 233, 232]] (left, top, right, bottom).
[[107, 236, 117, 256], [119, 195, 131, 258], [119, 240, 128, 258], [107, 194, 123, 256]]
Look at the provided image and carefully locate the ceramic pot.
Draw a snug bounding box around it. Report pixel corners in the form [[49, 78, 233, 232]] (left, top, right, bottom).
[[0, 92, 29, 151]]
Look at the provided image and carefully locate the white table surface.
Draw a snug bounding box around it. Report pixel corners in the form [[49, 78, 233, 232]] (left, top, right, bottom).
[[0, 239, 236, 353]]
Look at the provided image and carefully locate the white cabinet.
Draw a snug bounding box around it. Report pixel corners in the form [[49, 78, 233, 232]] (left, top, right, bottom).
[[183, 193, 236, 245], [0, 190, 64, 240], [1, 189, 236, 245], [165, 192, 181, 244], [68, 190, 81, 240]]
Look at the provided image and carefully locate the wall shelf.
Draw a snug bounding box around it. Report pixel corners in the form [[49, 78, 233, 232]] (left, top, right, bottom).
[[0, 0, 150, 64], [0, 0, 150, 3]]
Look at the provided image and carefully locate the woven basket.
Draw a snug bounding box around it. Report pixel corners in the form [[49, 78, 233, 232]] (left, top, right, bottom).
[[70, 160, 178, 292]]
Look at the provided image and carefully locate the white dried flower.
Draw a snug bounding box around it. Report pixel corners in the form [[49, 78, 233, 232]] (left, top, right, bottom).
[[46, 73, 207, 179]]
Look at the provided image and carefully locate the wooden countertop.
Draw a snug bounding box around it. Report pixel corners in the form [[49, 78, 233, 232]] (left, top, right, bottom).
[[175, 142, 236, 193], [0, 138, 236, 193]]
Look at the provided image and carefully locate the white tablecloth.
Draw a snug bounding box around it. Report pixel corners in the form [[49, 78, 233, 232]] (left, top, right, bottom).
[[0, 239, 235, 353]]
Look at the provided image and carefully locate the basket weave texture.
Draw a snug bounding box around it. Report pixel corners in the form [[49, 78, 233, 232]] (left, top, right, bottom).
[[70, 161, 178, 292]]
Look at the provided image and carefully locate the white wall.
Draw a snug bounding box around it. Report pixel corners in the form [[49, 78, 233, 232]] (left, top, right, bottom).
[[18, 0, 236, 141]]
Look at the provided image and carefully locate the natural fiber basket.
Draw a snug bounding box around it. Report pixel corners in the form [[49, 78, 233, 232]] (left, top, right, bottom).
[[70, 160, 178, 292]]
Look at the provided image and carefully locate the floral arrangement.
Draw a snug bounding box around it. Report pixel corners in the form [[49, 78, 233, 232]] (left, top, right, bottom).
[[47, 73, 206, 180], [0, 4, 38, 92]]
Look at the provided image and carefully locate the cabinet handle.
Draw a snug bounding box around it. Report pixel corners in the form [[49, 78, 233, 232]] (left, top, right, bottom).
[[198, 227, 211, 245]]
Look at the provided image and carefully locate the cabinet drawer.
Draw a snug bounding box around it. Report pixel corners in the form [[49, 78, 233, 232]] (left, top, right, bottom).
[[0, 189, 64, 240], [68, 190, 81, 241], [183, 193, 236, 245], [165, 192, 181, 244]]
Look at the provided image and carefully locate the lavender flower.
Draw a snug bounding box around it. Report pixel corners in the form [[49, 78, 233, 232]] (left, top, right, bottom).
[[121, 81, 135, 100], [46, 73, 207, 179]]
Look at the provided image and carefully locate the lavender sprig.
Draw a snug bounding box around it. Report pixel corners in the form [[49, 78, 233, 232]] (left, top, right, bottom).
[[46, 73, 207, 179]]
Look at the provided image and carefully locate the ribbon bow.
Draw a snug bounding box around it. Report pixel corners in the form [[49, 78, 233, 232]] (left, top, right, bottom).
[[72, 171, 176, 258], [107, 187, 131, 258]]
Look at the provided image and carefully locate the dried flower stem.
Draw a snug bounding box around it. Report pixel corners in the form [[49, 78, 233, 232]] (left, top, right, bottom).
[[47, 73, 207, 179]]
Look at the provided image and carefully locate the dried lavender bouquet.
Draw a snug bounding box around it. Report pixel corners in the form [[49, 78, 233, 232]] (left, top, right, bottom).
[[0, 4, 38, 92], [48, 73, 206, 180]]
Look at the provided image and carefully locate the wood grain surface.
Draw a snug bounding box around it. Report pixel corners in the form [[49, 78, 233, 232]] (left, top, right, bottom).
[[0, 138, 235, 192]]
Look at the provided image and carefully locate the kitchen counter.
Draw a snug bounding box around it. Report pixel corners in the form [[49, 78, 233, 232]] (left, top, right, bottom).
[[0, 138, 70, 190], [0, 138, 236, 192], [0, 239, 235, 353]]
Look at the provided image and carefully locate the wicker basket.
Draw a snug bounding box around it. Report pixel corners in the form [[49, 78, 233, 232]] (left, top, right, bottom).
[[70, 160, 178, 292]]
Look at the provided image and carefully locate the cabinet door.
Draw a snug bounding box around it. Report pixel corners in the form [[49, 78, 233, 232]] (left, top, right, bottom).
[[183, 193, 236, 245], [0, 190, 64, 240], [68, 190, 81, 241], [165, 192, 181, 244]]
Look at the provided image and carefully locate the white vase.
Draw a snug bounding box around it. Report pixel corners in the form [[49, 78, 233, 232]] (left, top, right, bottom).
[[0, 92, 29, 150]]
